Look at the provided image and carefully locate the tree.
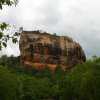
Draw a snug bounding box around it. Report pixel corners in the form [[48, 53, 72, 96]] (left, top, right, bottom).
[[0, 0, 20, 50], [0, 55, 8, 66], [0, 65, 20, 100], [0, 0, 18, 9]]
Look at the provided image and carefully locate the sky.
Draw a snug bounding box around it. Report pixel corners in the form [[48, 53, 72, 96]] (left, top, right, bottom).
[[0, 0, 100, 58]]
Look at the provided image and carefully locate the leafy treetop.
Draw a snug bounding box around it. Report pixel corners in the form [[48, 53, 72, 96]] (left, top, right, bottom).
[[0, 0, 20, 50], [0, 0, 18, 9]]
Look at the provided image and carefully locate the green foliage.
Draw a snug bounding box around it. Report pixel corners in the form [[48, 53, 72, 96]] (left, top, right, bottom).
[[0, 55, 20, 68], [63, 58, 100, 100], [0, 0, 18, 9], [0, 0, 20, 50], [0, 23, 8, 31], [0, 65, 20, 100], [0, 23, 20, 50], [0, 56, 100, 100]]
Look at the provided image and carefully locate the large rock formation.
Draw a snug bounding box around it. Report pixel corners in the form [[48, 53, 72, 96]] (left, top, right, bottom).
[[19, 31, 86, 71]]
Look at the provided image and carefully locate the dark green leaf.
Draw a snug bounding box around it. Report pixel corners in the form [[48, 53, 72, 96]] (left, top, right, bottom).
[[0, 3, 2, 9], [0, 32, 3, 39], [6, 34, 9, 39], [14, 32, 19, 36], [2, 42, 7, 48], [0, 23, 8, 31], [12, 38, 18, 43], [5, 38, 7, 43]]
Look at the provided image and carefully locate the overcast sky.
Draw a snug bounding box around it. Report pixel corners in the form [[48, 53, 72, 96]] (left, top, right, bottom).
[[0, 0, 100, 58]]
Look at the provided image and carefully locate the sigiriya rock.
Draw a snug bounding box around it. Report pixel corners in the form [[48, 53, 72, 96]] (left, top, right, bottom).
[[19, 31, 86, 71]]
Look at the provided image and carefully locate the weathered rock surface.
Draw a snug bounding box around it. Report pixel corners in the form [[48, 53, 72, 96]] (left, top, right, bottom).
[[19, 31, 86, 71]]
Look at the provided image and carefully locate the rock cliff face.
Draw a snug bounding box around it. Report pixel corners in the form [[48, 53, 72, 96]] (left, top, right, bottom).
[[19, 31, 86, 71]]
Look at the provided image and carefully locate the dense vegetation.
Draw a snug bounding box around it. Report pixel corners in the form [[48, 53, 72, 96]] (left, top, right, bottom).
[[0, 55, 100, 100]]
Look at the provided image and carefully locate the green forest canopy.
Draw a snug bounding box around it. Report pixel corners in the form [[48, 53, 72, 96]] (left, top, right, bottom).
[[0, 55, 100, 100]]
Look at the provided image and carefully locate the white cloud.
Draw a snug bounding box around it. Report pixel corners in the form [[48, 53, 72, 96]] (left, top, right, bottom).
[[0, 0, 100, 58]]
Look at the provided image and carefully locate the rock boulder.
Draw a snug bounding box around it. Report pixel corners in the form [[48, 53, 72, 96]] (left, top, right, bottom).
[[19, 31, 86, 71]]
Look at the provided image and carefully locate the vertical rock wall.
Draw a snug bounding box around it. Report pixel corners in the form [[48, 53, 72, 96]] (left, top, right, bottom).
[[19, 31, 86, 70]]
